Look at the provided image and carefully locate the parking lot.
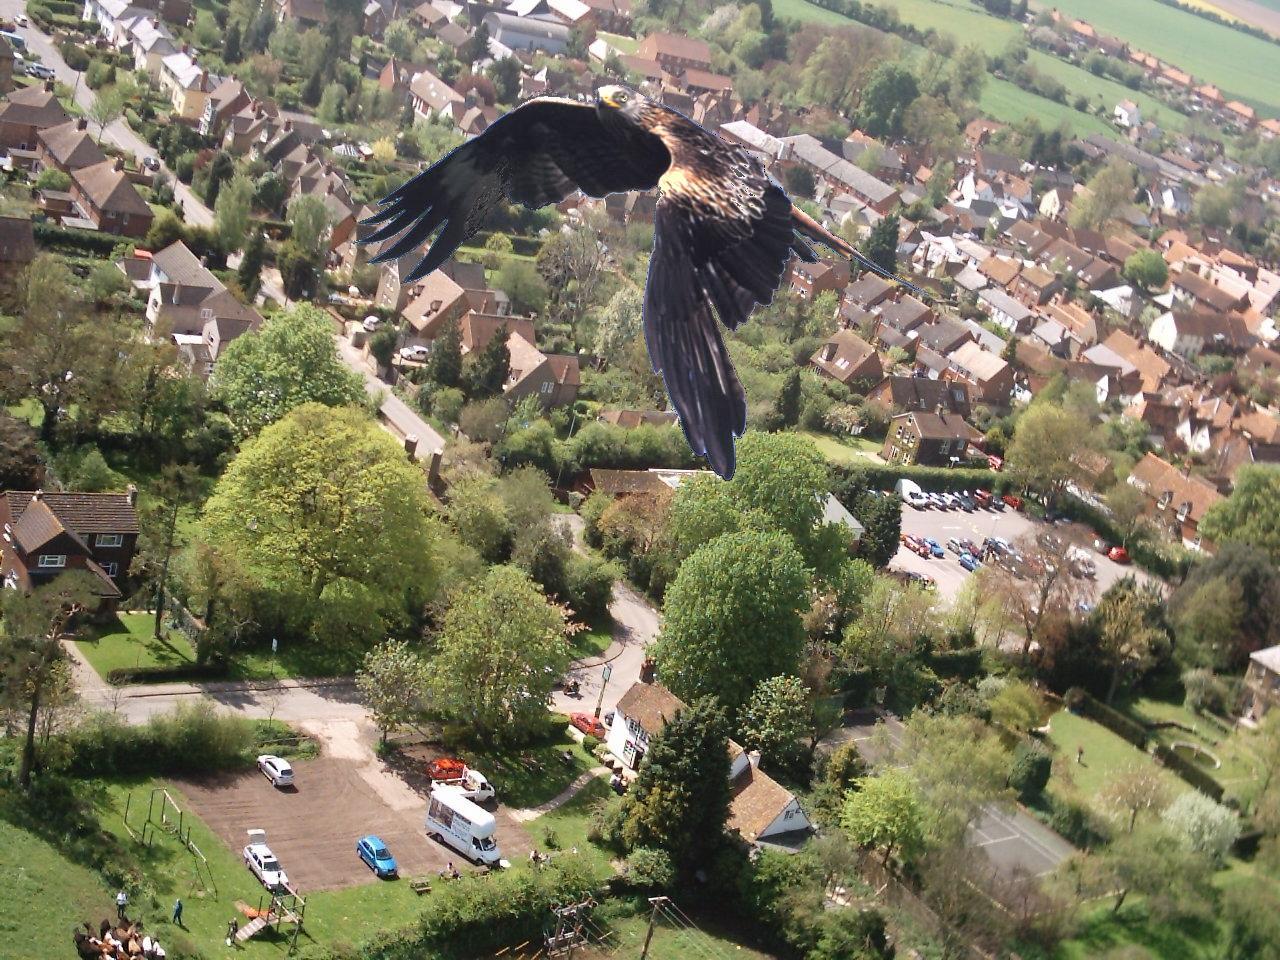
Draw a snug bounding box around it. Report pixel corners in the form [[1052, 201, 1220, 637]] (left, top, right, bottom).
[[176, 755, 532, 891], [890, 498, 1146, 604]]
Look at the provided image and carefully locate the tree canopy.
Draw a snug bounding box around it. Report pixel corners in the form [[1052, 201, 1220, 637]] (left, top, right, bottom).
[[210, 304, 365, 436], [654, 529, 810, 713], [200, 403, 438, 645], [1200, 466, 1280, 563]]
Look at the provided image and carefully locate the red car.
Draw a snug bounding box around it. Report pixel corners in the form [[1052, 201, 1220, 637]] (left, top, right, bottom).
[[1002, 494, 1025, 511], [569, 712, 606, 739], [1108, 545, 1131, 564]]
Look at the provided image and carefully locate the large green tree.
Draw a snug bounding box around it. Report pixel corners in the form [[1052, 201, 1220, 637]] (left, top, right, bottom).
[[841, 768, 925, 865], [861, 213, 899, 277], [200, 403, 438, 645], [210, 304, 365, 436], [0, 410, 43, 488], [1005, 401, 1095, 504], [1200, 466, 1280, 563], [426, 565, 572, 741], [0, 573, 98, 787], [1079, 823, 1214, 921], [654, 529, 810, 713], [1095, 578, 1169, 704], [356, 639, 429, 745], [739, 675, 810, 774], [425, 318, 463, 389], [855, 64, 919, 137], [1169, 544, 1280, 671], [620, 697, 732, 877], [214, 172, 254, 252]]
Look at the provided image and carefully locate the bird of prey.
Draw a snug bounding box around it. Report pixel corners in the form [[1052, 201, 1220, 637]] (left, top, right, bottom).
[[363, 85, 920, 479]]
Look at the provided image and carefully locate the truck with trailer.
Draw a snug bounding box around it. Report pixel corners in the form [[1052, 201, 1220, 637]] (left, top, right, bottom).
[[425, 757, 496, 802], [425, 787, 503, 867]]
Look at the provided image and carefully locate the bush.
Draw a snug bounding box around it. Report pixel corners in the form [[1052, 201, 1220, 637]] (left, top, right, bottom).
[[832, 461, 1006, 496], [63, 702, 259, 776], [32, 221, 120, 256], [623, 846, 675, 891], [105, 662, 228, 685], [581, 735, 601, 753], [432, 386, 465, 425], [364, 857, 605, 959], [824, 741, 868, 790], [1009, 740, 1052, 802], [565, 553, 617, 623], [84, 60, 115, 90], [1078, 690, 1148, 750], [1153, 744, 1225, 801], [928, 647, 983, 680], [1046, 794, 1109, 849]]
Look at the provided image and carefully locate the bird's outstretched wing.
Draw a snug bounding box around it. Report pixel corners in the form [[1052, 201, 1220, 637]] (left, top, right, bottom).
[[364, 98, 669, 282], [645, 176, 818, 480]]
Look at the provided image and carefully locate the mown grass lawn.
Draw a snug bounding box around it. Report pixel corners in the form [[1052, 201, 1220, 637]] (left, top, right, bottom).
[[1125, 697, 1262, 799], [1043, 708, 1181, 805], [572, 613, 616, 660], [76, 612, 198, 677], [799, 429, 883, 465], [0, 815, 116, 956], [463, 730, 599, 810]]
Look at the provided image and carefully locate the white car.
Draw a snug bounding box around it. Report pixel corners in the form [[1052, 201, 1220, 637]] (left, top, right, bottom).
[[362, 315, 381, 332], [16, 14, 28, 26], [26, 62, 54, 80], [244, 840, 289, 892], [903, 489, 929, 509], [399, 344, 429, 361], [257, 754, 294, 788]]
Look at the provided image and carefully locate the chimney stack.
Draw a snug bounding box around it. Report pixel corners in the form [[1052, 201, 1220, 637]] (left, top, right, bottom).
[[76, 117, 88, 131], [747, 750, 761, 770], [639, 657, 656, 684], [114, 156, 125, 172], [404, 434, 419, 459], [32, 490, 43, 502], [126, 484, 138, 506]]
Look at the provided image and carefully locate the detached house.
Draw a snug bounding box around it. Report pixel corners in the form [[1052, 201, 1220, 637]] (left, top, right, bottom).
[[70, 159, 153, 238], [808, 330, 883, 388], [1127, 452, 1223, 551], [0, 489, 140, 606], [946, 341, 1013, 405], [36, 118, 108, 175], [882, 409, 982, 466], [503, 331, 580, 408], [1148, 309, 1254, 359], [607, 679, 811, 845], [0, 81, 71, 152]]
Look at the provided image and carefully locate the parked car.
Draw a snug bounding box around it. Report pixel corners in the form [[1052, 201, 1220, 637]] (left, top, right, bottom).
[[16, 14, 28, 26], [922, 537, 945, 558], [1108, 545, 1131, 564], [958, 552, 982, 572], [362, 315, 381, 332], [900, 534, 930, 558], [903, 489, 930, 509], [946, 537, 978, 557], [142, 155, 160, 171], [26, 62, 54, 80], [568, 712, 606, 739], [244, 831, 289, 892], [257, 754, 294, 788], [356, 835, 398, 878], [939, 493, 961, 510], [972, 489, 993, 509], [399, 344, 429, 361], [956, 492, 976, 511], [1002, 494, 1025, 511], [427, 758, 495, 802]]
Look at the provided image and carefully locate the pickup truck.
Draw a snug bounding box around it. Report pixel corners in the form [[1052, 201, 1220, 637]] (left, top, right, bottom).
[[426, 758, 496, 802]]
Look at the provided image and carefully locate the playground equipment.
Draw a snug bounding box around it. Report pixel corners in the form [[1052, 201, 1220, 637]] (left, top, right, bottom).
[[122, 787, 216, 899], [234, 891, 307, 948]]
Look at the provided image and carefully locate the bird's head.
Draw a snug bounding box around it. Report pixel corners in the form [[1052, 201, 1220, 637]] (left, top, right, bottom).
[[596, 84, 645, 124]]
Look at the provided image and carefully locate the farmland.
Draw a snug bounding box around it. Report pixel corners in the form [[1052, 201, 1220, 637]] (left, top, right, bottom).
[[1041, 0, 1280, 115], [978, 78, 1115, 137]]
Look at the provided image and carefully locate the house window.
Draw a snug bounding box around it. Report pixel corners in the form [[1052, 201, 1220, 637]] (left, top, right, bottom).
[[1191, 535, 1202, 551], [96, 533, 123, 548], [783, 807, 795, 820], [102, 562, 118, 577], [1157, 491, 1172, 509], [38, 555, 66, 569], [540, 382, 553, 394], [200, 307, 213, 320]]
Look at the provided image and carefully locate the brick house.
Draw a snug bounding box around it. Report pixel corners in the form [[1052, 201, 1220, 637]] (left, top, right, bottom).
[[1240, 645, 1280, 723], [635, 32, 712, 73], [946, 341, 1014, 405], [504, 332, 580, 408], [36, 118, 107, 175], [0, 489, 140, 605], [882, 409, 982, 466], [865, 375, 972, 419], [1126, 452, 1223, 551], [808, 330, 883, 388], [790, 259, 850, 300], [0, 81, 71, 152], [70, 159, 154, 238]]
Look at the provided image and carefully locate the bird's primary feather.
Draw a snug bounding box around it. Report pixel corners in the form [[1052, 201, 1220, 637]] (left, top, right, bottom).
[[362, 89, 922, 478]]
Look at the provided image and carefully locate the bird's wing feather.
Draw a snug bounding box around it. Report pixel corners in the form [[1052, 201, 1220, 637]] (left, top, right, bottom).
[[645, 174, 816, 479], [363, 98, 668, 282]]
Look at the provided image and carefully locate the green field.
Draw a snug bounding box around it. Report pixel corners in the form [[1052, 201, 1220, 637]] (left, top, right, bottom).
[[76, 613, 198, 677], [979, 77, 1116, 137], [0, 816, 116, 956], [1027, 51, 1190, 131], [1041, 0, 1280, 115], [772, 0, 863, 26], [798, 430, 884, 465]]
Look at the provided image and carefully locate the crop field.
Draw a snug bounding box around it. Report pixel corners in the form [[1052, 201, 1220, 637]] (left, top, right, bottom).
[[979, 78, 1115, 137], [1042, 0, 1280, 115], [771, 0, 866, 26], [1026, 51, 1190, 131]]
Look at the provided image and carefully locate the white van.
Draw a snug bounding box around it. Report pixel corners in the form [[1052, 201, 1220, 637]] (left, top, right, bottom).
[[425, 787, 502, 866]]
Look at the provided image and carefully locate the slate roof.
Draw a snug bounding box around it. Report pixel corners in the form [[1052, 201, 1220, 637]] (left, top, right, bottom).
[[5, 490, 139, 534], [616, 680, 686, 735]]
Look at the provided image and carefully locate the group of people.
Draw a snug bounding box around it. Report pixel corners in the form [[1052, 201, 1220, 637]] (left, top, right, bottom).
[[437, 861, 461, 880]]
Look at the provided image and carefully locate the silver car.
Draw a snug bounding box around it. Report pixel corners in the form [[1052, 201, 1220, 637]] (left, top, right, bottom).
[[257, 754, 294, 788]]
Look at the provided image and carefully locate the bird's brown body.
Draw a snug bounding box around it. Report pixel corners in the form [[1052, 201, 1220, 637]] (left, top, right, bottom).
[[363, 87, 914, 478]]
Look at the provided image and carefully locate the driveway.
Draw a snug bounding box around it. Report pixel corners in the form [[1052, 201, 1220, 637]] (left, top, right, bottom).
[[1, 6, 213, 227], [335, 334, 447, 457], [824, 709, 1074, 880]]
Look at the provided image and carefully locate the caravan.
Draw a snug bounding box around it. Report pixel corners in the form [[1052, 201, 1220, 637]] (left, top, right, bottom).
[[425, 787, 503, 866]]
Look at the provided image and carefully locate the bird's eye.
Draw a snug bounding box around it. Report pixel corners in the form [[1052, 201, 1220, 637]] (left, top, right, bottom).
[[615, 93, 628, 104]]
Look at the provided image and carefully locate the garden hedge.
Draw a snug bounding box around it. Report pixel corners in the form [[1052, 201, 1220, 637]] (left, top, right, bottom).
[[33, 221, 122, 256]]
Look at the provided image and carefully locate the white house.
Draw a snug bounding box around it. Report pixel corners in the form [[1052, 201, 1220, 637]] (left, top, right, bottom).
[[978, 287, 1033, 334], [1160, 185, 1191, 217], [607, 680, 812, 844], [1114, 99, 1141, 129]]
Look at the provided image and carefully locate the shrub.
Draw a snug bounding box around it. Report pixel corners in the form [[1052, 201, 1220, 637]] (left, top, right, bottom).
[[35, 167, 72, 192], [63, 702, 258, 776], [565, 553, 617, 623], [1153, 744, 1225, 801], [1046, 794, 1109, 849], [85, 60, 115, 89], [32, 221, 120, 256], [581, 734, 601, 752], [432, 386, 465, 425], [1009, 740, 1052, 802], [824, 741, 867, 790], [1078, 691, 1148, 750], [105, 662, 228, 685], [623, 846, 675, 891], [1162, 791, 1239, 861]]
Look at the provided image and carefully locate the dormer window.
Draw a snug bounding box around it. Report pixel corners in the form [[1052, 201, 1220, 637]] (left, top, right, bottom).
[[200, 307, 213, 320], [1176, 502, 1191, 522], [1157, 490, 1172, 509], [38, 555, 66, 569]]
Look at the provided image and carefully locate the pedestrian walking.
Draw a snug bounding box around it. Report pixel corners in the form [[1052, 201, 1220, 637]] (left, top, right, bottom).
[[171, 898, 183, 927], [115, 890, 128, 920], [1076, 745, 1084, 764]]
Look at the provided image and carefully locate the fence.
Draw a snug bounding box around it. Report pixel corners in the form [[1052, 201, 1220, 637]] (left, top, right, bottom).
[[123, 787, 217, 898]]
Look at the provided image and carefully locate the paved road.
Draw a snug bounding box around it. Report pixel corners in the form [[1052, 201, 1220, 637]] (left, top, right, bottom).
[[335, 333, 447, 456], [824, 709, 1075, 880], [2, 6, 214, 227], [891, 501, 1149, 605]]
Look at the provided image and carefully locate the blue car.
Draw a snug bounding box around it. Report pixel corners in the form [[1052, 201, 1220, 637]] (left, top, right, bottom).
[[923, 537, 945, 558], [357, 835, 398, 878], [959, 552, 982, 572]]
